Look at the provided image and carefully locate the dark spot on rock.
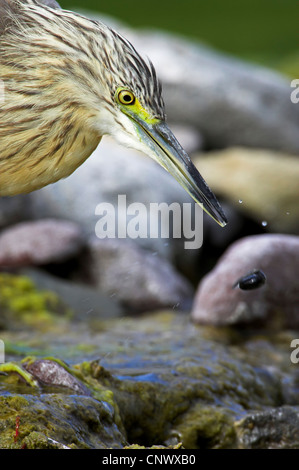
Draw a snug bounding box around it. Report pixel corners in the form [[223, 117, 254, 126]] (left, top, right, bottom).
[[233, 269, 266, 290]]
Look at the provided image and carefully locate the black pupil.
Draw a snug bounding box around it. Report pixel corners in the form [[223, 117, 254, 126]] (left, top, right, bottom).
[[123, 94, 132, 102]]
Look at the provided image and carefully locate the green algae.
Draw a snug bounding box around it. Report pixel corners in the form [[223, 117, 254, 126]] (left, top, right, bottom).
[[0, 393, 127, 449], [0, 272, 72, 331], [173, 404, 237, 449], [3, 339, 50, 358], [72, 349, 281, 448], [0, 362, 38, 388], [0, 305, 297, 449]]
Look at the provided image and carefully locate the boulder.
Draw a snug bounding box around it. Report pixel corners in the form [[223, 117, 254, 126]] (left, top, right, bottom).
[[191, 234, 299, 328], [86, 237, 194, 313], [193, 147, 299, 233], [29, 137, 198, 264], [0, 219, 84, 267]]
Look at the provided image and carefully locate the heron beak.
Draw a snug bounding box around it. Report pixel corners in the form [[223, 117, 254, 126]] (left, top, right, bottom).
[[133, 119, 228, 227]]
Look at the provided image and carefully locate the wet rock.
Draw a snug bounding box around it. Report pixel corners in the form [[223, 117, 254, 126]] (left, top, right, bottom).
[[60, 314, 282, 448], [0, 219, 84, 267], [235, 406, 299, 449], [193, 147, 299, 233], [0, 310, 296, 449], [191, 234, 299, 328], [86, 237, 194, 313], [23, 359, 91, 396], [125, 31, 299, 153], [0, 393, 126, 449], [29, 137, 196, 265]]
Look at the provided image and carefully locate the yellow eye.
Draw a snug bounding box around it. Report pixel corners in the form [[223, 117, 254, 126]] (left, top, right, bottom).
[[117, 89, 135, 105]]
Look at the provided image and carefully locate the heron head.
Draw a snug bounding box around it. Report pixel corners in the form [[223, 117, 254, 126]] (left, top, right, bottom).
[[95, 30, 227, 227], [0, 0, 227, 227]]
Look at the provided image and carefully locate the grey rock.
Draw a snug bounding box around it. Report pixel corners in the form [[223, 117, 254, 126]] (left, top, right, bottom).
[[167, 123, 204, 155], [29, 137, 198, 264], [191, 234, 299, 328], [87, 237, 194, 313], [235, 406, 299, 449], [125, 30, 299, 153], [40, 0, 61, 8], [0, 194, 32, 230], [22, 267, 123, 320], [0, 219, 84, 267]]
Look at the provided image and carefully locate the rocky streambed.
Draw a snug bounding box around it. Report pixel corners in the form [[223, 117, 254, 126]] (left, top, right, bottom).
[[0, 271, 299, 449]]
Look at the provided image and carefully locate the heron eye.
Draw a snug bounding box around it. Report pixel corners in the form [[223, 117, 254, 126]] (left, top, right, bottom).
[[118, 90, 135, 105]]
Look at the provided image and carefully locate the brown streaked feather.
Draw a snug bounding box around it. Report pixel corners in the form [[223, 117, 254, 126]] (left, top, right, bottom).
[[0, 1, 21, 36], [0, 0, 60, 11], [0, 0, 60, 36], [0, 0, 165, 196]]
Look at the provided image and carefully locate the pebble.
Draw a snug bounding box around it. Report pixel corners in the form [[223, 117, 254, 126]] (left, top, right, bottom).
[[0, 219, 84, 267], [23, 359, 92, 396], [191, 234, 299, 328]]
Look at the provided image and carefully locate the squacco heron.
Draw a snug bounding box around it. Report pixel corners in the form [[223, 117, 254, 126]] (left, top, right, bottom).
[[0, 0, 227, 227]]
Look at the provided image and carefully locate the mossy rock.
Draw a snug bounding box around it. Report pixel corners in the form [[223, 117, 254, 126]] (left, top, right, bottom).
[[0, 272, 72, 331], [0, 393, 126, 449]]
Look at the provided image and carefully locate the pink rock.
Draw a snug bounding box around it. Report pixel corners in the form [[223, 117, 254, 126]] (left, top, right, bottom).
[[191, 234, 299, 328], [0, 219, 84, 266]]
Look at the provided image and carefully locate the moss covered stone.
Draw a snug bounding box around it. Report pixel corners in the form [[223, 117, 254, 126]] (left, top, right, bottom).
[[0, 393, 127, 449], [0, 307, 297, 449], [0, 273, 72, 331]]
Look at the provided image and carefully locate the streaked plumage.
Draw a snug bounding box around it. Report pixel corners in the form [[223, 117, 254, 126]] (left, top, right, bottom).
[[0, 0, 227, 226]]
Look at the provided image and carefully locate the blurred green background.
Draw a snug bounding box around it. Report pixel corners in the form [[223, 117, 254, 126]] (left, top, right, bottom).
[[61, 0, 298, 76]]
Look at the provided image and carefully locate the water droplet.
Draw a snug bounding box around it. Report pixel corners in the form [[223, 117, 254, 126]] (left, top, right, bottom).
[[261, 220, 268, 227], [238, 199, 243, 204]]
